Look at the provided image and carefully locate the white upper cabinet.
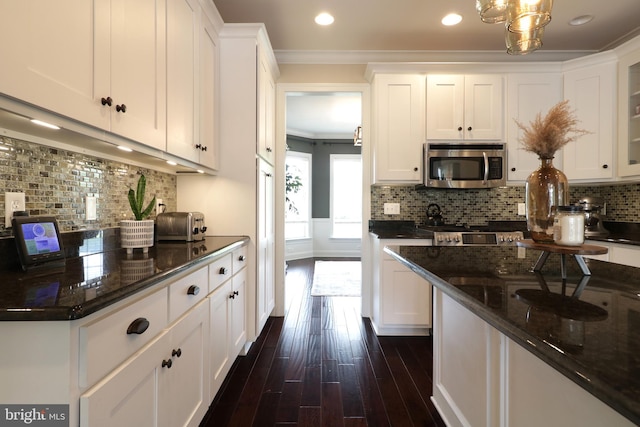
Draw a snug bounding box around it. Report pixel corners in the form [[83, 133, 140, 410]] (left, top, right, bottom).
[[563, 54, 616, 181], [257, 48, 276, 165], [0, 0, 167, 151], [198, 7, 220, 170], [617, 38, 640, 177], [426, 74, 503, 141], [166, 0, 199, 162], [372, 74, 425, 184], [166, 0, 220, 170], [506, 73, 563, 181]]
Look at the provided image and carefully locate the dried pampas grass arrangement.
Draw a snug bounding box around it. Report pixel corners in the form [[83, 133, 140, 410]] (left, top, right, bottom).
[[515, 100, 590, 159]]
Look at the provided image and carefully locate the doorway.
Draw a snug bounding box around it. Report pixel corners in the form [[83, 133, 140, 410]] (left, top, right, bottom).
[[275, 84, 372, 319]]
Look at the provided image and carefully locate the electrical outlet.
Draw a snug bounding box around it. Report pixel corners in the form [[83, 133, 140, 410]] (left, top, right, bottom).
[[156, 198, 164, 215], [86, 196, 97, 220], [383, 203, 400, 215], [517, 203, 526, 216], [5, 192, 26, 227]]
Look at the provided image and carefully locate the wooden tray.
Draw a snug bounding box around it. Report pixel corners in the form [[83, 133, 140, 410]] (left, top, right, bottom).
[[516, 239, 608, 255]]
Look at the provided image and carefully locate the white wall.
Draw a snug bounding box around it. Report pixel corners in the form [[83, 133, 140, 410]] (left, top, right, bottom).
[[285, 218, 362, 260]]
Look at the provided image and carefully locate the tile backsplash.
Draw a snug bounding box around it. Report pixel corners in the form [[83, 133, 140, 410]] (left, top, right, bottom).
[[0, 135, 177, 236], [371, 183, 640, 226]]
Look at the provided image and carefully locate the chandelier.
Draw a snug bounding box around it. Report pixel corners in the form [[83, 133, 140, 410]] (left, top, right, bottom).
[[476, 0, 553, 55]]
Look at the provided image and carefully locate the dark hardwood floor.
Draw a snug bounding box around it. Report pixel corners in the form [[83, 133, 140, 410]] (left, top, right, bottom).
[[200, 258, 445, 427]]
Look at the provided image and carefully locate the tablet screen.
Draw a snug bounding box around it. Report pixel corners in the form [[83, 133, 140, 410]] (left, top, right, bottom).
[[12, 216, 65, 271]]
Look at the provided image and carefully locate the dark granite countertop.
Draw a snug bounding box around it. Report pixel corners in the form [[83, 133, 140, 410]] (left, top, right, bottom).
[[386, 245, 640, 425], [0, 228, 248, 321]]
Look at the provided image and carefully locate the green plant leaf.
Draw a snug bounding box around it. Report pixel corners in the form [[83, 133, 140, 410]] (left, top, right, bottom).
[[136, 175, 146, 213], [128, 188, 142, 220], [140, 196, 156, 220]]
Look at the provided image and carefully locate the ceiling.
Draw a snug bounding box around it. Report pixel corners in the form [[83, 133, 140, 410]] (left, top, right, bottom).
[[213, 0, 640, 54], [214, 0, 640, 138]]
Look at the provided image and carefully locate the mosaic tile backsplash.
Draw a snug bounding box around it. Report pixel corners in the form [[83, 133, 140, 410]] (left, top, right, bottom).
[[371, 183, 640, 226], [0, 135, 177, 237]]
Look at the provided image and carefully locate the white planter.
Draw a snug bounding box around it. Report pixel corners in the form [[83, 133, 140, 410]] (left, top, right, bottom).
[[120, 219, 155, 254]]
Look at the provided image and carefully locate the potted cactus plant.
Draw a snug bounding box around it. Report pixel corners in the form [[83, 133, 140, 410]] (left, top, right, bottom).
[[120, 174, 157, 254]]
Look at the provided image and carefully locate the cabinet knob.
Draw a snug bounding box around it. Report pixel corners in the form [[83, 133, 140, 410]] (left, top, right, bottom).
[[202, 146, 207, 151], [172, 348, 182, 358], [266, 147, 272, 152], [187, 285, 200, 296], [233, 290, 239, 296], [195, 143, 202, 150], [238, 255, 246, 262], [467, 126, 472, 131], [457, 126, 463, 131], [116, 104, 127, 113], [413, 167, 418, 172], [101, 96, 112, 106], [265, 173, 272, 177], [229, 293, 235, 300], [219, 267, 228, 275], [511, 167, 516, 172], [162, 359, 172, 369], [126, 317, 150, 335], [602, 164, 608, 169]]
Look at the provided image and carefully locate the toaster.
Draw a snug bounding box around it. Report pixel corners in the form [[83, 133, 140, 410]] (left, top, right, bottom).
[[156, 212, 206, 242]]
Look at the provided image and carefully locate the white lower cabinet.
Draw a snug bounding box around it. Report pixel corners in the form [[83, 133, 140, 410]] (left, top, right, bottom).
[[209, 248, 248, 397], [81, 300, 208, 427], [584, 240, 640, 268], [371, 238, 432, 336], [432, 288, 634, 427]]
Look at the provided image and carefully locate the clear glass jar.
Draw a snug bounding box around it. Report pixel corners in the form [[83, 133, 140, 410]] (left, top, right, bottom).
[[553, 206, 585, 246]]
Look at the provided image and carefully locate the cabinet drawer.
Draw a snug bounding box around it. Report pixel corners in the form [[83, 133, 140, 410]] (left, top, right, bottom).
[[233, 245, 248, 273], [209, 254, 232, 293], [79, 288, 168, 388], [168, 267, 208, 323]]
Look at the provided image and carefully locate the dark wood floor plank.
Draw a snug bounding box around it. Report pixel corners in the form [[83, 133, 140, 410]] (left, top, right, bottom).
[[253, 392, 281, 427], [264, 356, 288, 393], [353, 358, 391, 427], [298, 407, 322, 427], [322, 358, 339, 383], [338, 364, 365, 418], [276, 381, 303, 423], [301, 366, 322, 407], [321, 382, 344, 427]]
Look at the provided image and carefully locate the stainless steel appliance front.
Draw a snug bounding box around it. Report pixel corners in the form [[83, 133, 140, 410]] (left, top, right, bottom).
[[424, 143, 506, 188]]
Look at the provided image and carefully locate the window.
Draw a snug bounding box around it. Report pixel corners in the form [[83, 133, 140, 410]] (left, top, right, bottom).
[[285, 152, 311, 240], [331, 154, 362, 238]]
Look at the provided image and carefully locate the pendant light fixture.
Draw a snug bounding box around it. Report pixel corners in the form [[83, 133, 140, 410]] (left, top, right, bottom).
[[476, 0, 554, 55]]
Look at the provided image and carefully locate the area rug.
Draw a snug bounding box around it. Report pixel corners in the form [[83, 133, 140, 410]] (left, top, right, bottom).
[[311, 260, 361, 296]]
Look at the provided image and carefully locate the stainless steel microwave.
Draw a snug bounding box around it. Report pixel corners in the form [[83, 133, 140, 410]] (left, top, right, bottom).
[[424, 143, 506, 188]]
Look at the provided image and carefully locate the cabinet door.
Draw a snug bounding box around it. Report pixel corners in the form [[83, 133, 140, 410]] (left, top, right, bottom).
[[617, 47, 640, 177], [381, 258, 431, 327], [506, 74, 562, 181], [432, 289, 501, 427], [160, 301, 208, 427], [209, 280, 231, 396], [80, 331, 170, 427], [257, 49, 276, 164], [563, 61, 615, 181], [464, 75, 503, 140], [257, 159, 275, 333], [166, 0, 199, 163], [230, 268, 247, 356], [374, 74, 425, 183], [198, 10, 219, 170], [0, 0, 108, 130], [109, 0, 166, 150], [426, 75, 465, 140]]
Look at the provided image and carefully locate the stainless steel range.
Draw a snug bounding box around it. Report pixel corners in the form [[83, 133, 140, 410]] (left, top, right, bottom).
[[419, 224, 525, 247]]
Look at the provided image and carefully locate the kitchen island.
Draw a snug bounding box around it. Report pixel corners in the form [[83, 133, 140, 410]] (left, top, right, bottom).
[[386, 244, 640, 427]]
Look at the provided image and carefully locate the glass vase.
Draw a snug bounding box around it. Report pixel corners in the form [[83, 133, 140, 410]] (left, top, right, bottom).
[[525, 157, 568, 243]]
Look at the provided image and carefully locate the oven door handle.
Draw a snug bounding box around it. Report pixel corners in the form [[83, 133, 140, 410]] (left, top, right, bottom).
[[483, 151, 489, 184]]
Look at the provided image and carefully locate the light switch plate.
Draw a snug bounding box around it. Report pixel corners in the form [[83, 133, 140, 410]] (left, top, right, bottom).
[[5, 192, 26, 227], [384, 202, 400, 215], [517, 203, 526, 216], [86, 196, 97, 220]]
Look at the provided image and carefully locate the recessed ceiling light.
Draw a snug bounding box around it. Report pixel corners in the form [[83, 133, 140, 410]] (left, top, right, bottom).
[[569, 15, 594, 26], [315, 12, 334, 26], [117, 146, 133, 152], [442, 13, 463, 26], [197, 169, 204, 174], [166, 160, 177, 166], [30, 119, 60, 130]]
